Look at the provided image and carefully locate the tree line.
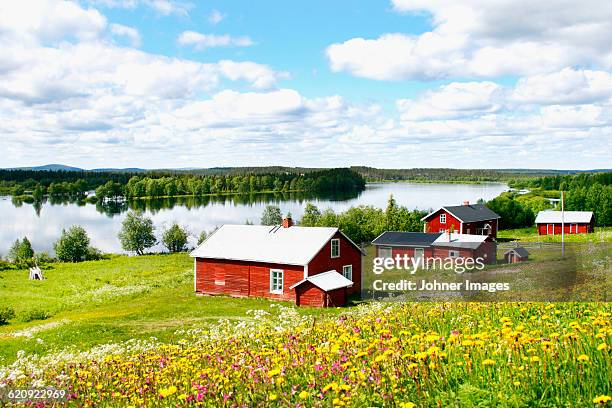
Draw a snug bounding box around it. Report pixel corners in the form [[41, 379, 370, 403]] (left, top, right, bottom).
[[503, 172, 612, 227], [0, 168, 365, 200]]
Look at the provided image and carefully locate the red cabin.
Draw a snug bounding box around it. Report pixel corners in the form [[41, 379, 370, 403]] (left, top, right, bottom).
[[421, 202, 501, 238], [534, 211, 594, 235], [190, 218, 363, 307]]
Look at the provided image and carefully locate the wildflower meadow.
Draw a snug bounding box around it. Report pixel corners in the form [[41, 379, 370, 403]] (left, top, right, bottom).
[[1, 302, 610, 407]]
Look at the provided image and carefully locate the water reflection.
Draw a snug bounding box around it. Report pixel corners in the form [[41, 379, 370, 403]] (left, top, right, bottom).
[[0, 182, 507, 255]]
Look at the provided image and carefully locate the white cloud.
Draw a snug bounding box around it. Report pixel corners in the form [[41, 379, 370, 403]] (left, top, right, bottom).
[[0, 0, 107, 45], [110, 23, 141, 47], [512, 67, 612, 105], [177, 31, 254, 50], [327, 0, 612, 80], [208, 9, 226, 25], [397, 82, 504, 120]]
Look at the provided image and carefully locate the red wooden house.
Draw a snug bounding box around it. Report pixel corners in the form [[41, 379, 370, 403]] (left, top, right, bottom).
[[372, 231, 497, 264], [421, 202, 501, 238], [190, 218, 363, 307], [534, 211, 594, 235]]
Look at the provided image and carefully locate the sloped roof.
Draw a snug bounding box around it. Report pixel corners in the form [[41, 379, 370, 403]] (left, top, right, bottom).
[[422, 204, 500, 222], [289, 270, 353, 291], [432, 233, 491, 250], [504, 247, 529, 257], [534, 211, 593, 224], [190, 224, 361, 266], [372, 231, 442, 247]]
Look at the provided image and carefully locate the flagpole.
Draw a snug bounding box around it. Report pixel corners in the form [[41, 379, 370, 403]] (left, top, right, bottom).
[[561, 191, 565, 257]]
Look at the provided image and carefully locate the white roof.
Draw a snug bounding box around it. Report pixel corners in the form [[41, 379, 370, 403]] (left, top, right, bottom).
[[289, 270, 353, 291], [190, 224, 340, 265], [433, 233, 488, 244], [535, 211, 593, 224]]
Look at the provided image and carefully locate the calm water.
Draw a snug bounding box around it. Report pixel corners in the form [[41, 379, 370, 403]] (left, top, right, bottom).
[[0, 182, 507, 255]]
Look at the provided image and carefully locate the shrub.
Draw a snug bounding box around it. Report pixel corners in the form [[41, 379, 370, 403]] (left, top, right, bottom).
[[260, 205, 282, 226], [0, 306, 16, 325], [161, 223, 189, 253], [8, 237, 35, 267], [118, 211, 157, 255], [19, 309, 52, 323], [54, 226, 93, 262]]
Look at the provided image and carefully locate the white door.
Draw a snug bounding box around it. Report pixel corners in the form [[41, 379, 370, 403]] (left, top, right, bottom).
[[414, 248, 424, 261]]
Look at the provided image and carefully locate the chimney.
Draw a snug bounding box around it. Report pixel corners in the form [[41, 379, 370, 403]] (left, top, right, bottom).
[[463, 200, 470, 206], [282, 217, 294, 228]]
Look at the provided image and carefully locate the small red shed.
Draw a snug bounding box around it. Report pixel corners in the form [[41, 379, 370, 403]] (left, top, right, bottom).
[[504, 247, 529, 263], [534, 211, 594, 235], [290, 270, 353, 307], [421, 202, 501, 238], [190, 219, 363, 307]]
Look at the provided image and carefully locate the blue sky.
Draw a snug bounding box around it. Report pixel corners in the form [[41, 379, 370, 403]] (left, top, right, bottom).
[[1, 0, 611, 169]]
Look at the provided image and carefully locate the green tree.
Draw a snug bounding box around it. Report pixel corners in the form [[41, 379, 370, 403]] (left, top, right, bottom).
[[261, 205, 282, 226], [118, 211, 157, 255], [54, 226, 92, 262], [300, 203, 322, 226], [385, 195, 400, 231], [8, 237, 35, 267], [162, 223, 189, 253]]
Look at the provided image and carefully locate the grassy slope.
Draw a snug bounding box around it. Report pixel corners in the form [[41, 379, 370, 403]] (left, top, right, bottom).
[[0, 254, 334, 365], [497, 226, 612, 242]]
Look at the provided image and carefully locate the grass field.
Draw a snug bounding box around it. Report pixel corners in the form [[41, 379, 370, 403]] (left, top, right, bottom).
[[498, 226, 612, 242], [0, 240, 610, 406], [0, 254, 334, 366]]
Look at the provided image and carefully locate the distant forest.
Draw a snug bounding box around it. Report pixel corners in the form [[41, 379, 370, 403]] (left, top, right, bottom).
[[0, 168, 366, 200], [350, 167, 571, 182]]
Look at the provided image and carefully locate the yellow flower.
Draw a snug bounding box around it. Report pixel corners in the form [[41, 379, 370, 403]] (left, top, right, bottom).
[[268, 368, 281, 377], [482, 359, 496, 367], [513, 381, 521, 386], [597, 343, 607, 351], [400, 403, 416, 408], [593, 395, 611, 404], [269, 393, 277, 401], [159, 386, 177, 398], [530, 356, 540, 363], [299, 390, 309, 399], [577, 354, 590, 362]]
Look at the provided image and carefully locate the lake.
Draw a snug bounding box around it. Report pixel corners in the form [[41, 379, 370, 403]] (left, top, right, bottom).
[[0, 182, 507, 255]]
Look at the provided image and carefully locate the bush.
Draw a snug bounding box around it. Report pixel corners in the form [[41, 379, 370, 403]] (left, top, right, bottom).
[[19, 309, 52, 323], [0, 306, 16, 325], [260, 205, 282, 226], [8, 237, 35, 267], [162, 223, 189, 253], [118, 211, 157, 255], [54, 226, 93, 262]]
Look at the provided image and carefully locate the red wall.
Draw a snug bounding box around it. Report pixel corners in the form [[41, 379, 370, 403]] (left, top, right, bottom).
[[537, 222, 592, 235], [296, 283, 325, 306], [307, 231, 362, 295], [195, 258, 303, 302], [425, 209, 461, 234], [425, 209, 498, 238]]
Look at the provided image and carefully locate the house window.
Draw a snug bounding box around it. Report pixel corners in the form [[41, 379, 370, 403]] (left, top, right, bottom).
[[440, 214, 446, 224], [270, 269, 283, 294], [439, 228, 446, 233], [379, 246, 392, 259], [342, 265, 353, 281], [331, 239, 340, 258], [449, 250, 460, 258]]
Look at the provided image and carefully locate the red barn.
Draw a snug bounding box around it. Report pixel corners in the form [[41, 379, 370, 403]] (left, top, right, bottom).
[[190, 219, 363, 307], [421, 202, 501, 238], [535, 211, 594, 235]]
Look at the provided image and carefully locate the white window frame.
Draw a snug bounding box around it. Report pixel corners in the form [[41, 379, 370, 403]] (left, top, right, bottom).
[[439, 228, 446, 233], [270, 269, 284, 294], [449, 250, 460, 258], [440, 214, 446, 224], [331, 238, 340, 258], [342, 265, 353, 281]]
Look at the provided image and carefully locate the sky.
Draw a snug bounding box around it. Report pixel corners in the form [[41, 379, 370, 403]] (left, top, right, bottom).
[[1, 0, 612, 170]]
